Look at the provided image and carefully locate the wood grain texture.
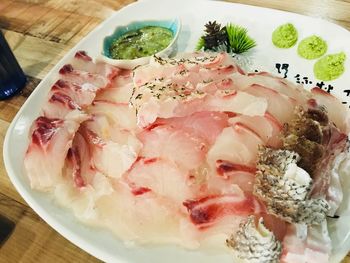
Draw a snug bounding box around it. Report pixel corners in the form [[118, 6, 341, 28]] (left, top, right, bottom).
[[0, 192, 97, 263], [226, 0, 350, 30], [0, 0, 349, 262]]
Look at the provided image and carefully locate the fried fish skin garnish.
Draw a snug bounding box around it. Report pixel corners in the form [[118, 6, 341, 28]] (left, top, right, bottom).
[[282, 106, 328, 177], [255, 147, 307, 201], [254, 146, 329, 225], [226, 216, 282, 263]]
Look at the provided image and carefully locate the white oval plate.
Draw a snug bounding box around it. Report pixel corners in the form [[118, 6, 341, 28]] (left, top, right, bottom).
[[4, 0, 350, 262]]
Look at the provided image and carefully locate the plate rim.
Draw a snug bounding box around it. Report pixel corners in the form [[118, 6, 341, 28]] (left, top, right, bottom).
[[4, 0, 350, 262]]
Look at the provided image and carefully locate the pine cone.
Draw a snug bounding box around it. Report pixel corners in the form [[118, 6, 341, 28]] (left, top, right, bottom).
[[204, 21, 222, 36]]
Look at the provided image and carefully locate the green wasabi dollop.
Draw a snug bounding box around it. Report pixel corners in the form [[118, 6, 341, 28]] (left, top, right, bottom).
[[298, 35, 327, 59], [314, 52, 346, 81], [272, 23, 298, 48]]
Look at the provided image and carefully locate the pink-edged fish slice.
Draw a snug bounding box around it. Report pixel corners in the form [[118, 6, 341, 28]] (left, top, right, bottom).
[[24, 112, 88, 190]]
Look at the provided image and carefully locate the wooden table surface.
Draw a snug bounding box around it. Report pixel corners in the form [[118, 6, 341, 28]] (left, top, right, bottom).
[[0, 0, 350, 262]]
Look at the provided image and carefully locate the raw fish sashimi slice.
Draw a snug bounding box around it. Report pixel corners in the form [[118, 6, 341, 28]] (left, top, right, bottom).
[[183, 193, 264, 229], [78, 124, 139, 179], [152, 52, 242, 70], [72, 51, 122, 80], [204, 90, 267, 116], [195, 78, 234, 95], [66, 131, 96, 188], [59, 64, 111, 90], [91, 181, 198, 248], [24, 111, 88, 190], [133, 52, 242, 88], [58, 138, 115, 221], [310, 124, 348, 214], [54, 171, 114, 222], [125, 158, 195, 205], [133, 88, 267, 127], [152, 111, 229, 145], [135, 65, 236, 91], [235, 72, 310, 105], [228, 114, 282, 147], [42, 50, 127, 119], [73, 50, 135, 103], [244, 84, 296, 124], [25, 50, 131, 190], [133, 63, 185, 88], [209, 160, 256, 193], [50, 79, 96, 107], [281, 223, 332, 263], [311, 87, 350, 133], [42, 80, 96, 119], [43, 91, 81, 119], [83, 115, 142, 154], [87, 100, 137, 131], [207, 171, 256, 195], [95, 83, 134, 104], [207, 125, 264, 171], [94, 67, 133, 103], [171, 66, 236, 90], [138, 125, 207, 171]]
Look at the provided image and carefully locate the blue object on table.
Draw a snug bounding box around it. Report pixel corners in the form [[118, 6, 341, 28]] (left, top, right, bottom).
[[0, 214, 15, 246], [0, 30, 26, 100]]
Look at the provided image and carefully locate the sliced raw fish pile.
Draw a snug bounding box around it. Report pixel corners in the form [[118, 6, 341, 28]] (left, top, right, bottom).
[[25, 51, 123, 190], [24, 51, 350, 262]]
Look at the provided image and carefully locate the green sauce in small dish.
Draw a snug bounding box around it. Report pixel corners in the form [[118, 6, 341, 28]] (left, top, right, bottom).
[[109, 26, 173, 60]]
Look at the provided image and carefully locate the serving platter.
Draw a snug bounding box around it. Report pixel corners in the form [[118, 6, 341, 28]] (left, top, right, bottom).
[[4, 0, 350, 262]]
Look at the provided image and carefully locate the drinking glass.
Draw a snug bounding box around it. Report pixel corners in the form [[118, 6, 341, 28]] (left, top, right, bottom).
[[0, 30, 26, 99]]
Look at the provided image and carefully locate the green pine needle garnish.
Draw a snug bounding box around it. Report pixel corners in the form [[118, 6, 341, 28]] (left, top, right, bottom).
[[196, 36, 205, 51], [195, 21, 256, 54], [226, 23, 256, 54]]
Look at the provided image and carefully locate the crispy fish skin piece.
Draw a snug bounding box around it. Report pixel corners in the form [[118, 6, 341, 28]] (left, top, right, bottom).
[[254, 147, 329, 225], [226, 216, 282, 263], [282, 107, 326, 176], [264, 198, 329, 224], [255, 148, 307, 201], [282, 106, 348, 215]]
